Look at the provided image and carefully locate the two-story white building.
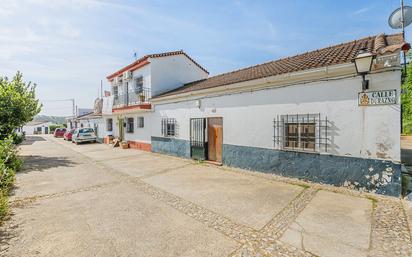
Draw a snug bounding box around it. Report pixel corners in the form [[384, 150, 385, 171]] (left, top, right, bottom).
[[101, 33, 409, 196], [102, 50, 208, 151]]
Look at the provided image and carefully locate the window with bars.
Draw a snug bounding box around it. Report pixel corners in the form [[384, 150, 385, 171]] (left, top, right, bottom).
[[161, 118, 177, 137], [126, 117, 134, 133], [107, 118, 113, 132], [274, 114, 329, 152], [137, 117, 144, 128], [134, 76, 143, 93], [113, 86, 119, 99]]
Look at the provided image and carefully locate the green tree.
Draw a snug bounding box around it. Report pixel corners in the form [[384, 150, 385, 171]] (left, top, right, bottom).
[[0, 72, 42, 139]]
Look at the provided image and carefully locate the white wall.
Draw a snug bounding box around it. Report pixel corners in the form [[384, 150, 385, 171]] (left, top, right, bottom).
[[22, 122, 52, 135], [112, 64, 152, 96], [78, 118, 105, 138], [123, 112, 152, 144], [150, 55, 208, 97], [152, 70, 401, 161]]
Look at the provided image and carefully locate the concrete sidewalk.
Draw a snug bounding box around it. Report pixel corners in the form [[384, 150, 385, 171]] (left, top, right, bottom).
[[1, 135, 412, 257]]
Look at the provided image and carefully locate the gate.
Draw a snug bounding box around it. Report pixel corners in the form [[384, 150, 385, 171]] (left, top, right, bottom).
[[190, 118, 207, 160]]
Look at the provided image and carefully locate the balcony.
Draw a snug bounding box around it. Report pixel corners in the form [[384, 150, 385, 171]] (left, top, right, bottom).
[[113, 87, 152, 111]]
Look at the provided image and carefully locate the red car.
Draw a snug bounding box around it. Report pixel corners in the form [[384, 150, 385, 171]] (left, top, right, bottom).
[[53, 128, 66, 138], [63, 129, 75, 141]]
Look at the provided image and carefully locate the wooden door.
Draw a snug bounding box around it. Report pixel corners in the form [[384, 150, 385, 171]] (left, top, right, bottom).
[[207, 117, 223, 163]]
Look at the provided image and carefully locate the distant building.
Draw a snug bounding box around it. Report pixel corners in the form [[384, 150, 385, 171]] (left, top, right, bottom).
[[21, 121, 53, 135]]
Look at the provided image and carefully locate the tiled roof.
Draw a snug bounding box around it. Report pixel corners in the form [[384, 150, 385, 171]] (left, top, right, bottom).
[[155, 33, 408, 98], [107, 50, 208, 80]]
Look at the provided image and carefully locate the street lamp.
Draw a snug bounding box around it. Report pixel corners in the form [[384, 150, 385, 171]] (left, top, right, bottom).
[[354, 49, 375, 91]]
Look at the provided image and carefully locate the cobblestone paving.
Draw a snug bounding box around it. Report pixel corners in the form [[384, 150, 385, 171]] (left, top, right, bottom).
[[370, 198, 412, 257], [229, 188, 318, 257], [23, 137, 412, 257]]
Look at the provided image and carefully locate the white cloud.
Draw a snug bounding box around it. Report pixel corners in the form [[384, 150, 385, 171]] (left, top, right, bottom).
[[352, 7, 372, 15]]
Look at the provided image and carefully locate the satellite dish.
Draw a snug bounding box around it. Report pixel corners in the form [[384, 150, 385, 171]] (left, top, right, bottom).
[[388, 6, 412, 29]]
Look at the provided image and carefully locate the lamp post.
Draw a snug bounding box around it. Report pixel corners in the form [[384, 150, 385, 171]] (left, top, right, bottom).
[[354, 49, 375, 91]]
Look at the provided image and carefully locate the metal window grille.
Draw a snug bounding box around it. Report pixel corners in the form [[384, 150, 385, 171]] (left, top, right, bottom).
[[134, 77, 144, 93], [161, 118, 177, 137], [137, 117, 144, 128], [107, 118, 113, 131], [274, 113, 329, 152], [113, 86, 119, 99], [126, 117, 134, 133]]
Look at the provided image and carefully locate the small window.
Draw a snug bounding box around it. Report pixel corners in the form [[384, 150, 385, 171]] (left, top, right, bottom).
[[137, 117, 144, 128], [107, 118, 113, 131], [274, 114, 329, 152], [284, 122, 315, 150], [126, 117, 134, 133], [134, 76, 143, 93], [161, 118, 177, 137]]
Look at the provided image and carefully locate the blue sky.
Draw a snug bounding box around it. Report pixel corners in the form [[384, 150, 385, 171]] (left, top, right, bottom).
[[0, 0, 409, 116]]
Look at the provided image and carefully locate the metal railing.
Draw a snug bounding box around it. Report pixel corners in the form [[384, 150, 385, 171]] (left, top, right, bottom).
[[113, 87, 151, 108]]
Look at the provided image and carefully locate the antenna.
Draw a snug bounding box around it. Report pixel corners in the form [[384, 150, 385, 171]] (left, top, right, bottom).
[[388, 2, 412, 75]]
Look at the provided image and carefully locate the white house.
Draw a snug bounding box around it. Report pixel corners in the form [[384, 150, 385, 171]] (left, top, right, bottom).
[[102, 50, 208, 150], [148, 33, 408, 197], [21, 121, 53, 135], [101, 33, 409, 197]]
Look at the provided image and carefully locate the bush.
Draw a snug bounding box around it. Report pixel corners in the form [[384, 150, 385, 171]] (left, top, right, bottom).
[[11, 132, 25, 145], [0, 136, 22, 172], [0, 136, 19, 221]]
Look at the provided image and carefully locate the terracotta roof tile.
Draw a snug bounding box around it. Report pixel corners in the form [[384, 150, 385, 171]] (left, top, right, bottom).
[[107, 50, 208, 80], [155, 33, 408, 98]]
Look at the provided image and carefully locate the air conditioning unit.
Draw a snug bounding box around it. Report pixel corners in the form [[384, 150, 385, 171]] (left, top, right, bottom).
[[113, 76, 121, 85], [123, 71, 132, 80]]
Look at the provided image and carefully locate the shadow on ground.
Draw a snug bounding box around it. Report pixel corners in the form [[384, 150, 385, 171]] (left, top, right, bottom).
[[20, 155, 77, 173], [0, 215, 20, 256], [20, 136, 47, 146]]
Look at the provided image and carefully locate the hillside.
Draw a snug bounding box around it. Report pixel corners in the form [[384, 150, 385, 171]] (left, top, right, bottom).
[[33, 115, 66, 124]]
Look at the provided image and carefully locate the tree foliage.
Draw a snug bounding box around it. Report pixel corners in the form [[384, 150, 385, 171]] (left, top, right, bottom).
[[0, 72, 42, 139]]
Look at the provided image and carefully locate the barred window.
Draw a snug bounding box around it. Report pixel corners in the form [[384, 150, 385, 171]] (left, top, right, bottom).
[[134, 76, 143, 93], [126, 117, 134, 133], [107, 118, 113, 132], [113, 86, 119, 98], [137, 117, 144, 128], [274, 114, 329, 152], [161, 118, 177, 137]]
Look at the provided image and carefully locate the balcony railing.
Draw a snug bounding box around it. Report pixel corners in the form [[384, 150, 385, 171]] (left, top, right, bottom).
[[113, 87, 151, 108]]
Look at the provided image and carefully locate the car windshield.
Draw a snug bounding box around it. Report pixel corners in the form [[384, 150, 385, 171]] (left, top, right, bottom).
[[70, 129, 75, 133], [79, 128, 94, 133]]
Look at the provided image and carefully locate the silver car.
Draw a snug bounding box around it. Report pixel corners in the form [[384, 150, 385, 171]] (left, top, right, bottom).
[[72, 128, 97, 144]]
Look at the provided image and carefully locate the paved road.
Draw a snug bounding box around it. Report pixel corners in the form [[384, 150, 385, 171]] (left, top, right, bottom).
[[1, 135, 412, 257]]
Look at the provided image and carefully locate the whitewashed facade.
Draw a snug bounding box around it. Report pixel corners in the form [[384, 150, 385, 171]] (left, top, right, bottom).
[[101, 34, 408, 196]]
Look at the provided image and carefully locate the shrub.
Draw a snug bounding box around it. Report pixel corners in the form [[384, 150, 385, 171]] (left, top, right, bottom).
[[11, 131, 25, 145], [0, 137, 19, 221], [0, 136, 22, 171]]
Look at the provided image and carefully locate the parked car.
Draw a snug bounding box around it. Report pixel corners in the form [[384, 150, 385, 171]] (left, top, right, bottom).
[[63, 129, 75, 141], [72, 128, 97, 144], [53, 128, 66, 138]]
